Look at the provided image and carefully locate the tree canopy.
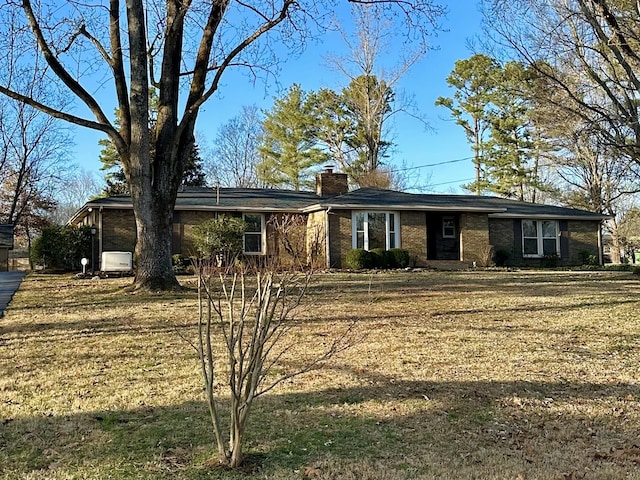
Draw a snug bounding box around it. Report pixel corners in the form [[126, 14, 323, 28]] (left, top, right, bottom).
[[0, 0, 444, 290], [437, 55, 547, 200], [257, 84, 328, 190]]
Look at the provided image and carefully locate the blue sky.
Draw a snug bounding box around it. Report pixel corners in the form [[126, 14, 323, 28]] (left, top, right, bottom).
[[73, 1, 483, 194]]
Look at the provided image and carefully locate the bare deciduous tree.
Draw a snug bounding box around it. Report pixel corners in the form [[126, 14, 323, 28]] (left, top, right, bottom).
[[0, 35, 72, 244], [268, 213, 325, 269], [192, 263, 355, 467], [481, 0, 640, 169], [206, 105, 265, 188], [0, 0, 445, 291], [480, 0, 640, 255], [49, 169, 103, 225], [319, 5, 433, 188]]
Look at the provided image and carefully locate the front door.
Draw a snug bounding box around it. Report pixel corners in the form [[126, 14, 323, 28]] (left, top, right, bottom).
[[426, 214, 459, 261]]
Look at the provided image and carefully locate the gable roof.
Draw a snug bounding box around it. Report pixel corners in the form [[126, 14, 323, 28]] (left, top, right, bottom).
[[69, 186, 608, 224]]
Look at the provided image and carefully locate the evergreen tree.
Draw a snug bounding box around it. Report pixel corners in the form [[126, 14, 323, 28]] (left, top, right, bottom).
[[258, 84, 328, 191], [438, 55, 548, 200], [483, 62, 538, 200], [435, 54, 501, 195], [182, 144, 207, 187], [311, 75, 395, 188], [99, 89, 206, 196]]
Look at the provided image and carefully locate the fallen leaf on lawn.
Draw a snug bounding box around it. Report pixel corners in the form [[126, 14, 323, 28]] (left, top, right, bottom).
[[611, 447, 640, 464], [304, 465, 322, 478]]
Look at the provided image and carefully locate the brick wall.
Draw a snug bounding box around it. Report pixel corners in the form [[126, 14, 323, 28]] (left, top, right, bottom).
[[400, 212, 427, 267], [328, 210, 352, 268], [266, 213, 307, 268], [460, 213, 491, 265], [316, 171, 349, 196], [489, 218, 515, 260], [101, 209, 136, 253], [489, 218, 601, 266], [178, 211, 215, 255], [306, 211, 327, 268], [567, 220, 600, 264], [178, 211, 328, 268]]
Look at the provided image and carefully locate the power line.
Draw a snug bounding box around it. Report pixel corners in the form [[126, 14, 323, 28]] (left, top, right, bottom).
[[430, 177, 476, 187], [387, 156, 473, 174]]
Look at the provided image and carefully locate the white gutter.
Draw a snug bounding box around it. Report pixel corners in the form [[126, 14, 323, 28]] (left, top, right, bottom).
[[488, 213, 610, 221]]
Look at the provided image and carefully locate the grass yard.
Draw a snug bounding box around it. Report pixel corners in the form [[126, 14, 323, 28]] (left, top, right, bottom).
[[1, 270, 640, 479]]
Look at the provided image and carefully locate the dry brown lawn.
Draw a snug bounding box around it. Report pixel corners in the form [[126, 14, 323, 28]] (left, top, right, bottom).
[[1, 270, 640, 479]]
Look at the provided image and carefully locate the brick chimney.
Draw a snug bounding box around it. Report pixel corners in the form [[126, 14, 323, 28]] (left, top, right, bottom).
[[316, 166, 348, 197]]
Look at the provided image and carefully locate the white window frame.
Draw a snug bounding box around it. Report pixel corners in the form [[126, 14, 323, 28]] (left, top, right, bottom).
[[242, 213, 265, 255], [352, 211, 400, 250], [442, 216, 456, 238], [522, 219, 559, 258]]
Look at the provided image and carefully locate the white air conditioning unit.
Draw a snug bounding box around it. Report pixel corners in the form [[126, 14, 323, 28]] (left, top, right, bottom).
[[101, 251, 133, 272]]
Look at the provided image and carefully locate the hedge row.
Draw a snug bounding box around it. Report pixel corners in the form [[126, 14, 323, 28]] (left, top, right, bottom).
[[30, 225, 92, 271], [345, 248, 411, 270]]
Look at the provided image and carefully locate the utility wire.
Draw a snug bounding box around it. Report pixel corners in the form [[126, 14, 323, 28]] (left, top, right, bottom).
[[386, 156, 473, 174], [430, 177, 476, 187]]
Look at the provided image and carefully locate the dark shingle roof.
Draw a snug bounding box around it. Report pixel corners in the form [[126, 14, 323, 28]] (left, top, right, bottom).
[[72, 186, 607, 222], [85, 187, 319, 212], [314, 188, 606, 219]]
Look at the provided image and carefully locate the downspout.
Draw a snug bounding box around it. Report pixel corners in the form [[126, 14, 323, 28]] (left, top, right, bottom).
[[325, 208, 332, 269], [99, 206, 104, 270], [459, 214, 465, 262], [598, 220, 603, 265]]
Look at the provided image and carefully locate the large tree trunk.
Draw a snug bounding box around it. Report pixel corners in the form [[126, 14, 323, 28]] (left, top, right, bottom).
[[132, 190, 180, 290], [123, 0, 184, 291]]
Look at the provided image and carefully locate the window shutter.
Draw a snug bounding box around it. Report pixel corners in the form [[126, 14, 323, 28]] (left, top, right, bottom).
[[559, 220, 569, 258], [513, 219, 522, 257]]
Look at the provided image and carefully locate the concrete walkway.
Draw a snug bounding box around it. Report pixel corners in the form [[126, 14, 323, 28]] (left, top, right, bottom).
[[0, 271, 25, 318]]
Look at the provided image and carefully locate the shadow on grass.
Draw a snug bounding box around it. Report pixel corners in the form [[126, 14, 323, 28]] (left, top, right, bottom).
[[2, 375, 639, 479]]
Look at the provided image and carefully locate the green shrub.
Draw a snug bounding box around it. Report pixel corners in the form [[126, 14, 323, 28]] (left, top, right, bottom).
[[389, 248, 410, 268], [578, 264, 602, 271], [192, 216, 246, 262], [345, 249, 374, 269], [493, 249, 510, 267], [632, 265, 640, 276], [30, 225, 92, 271], [579, 250, 598, 266], [369, 248, 391, 268], [605, 263, 632, 272], [542, 253, 559, 268], [172, 254, 193, 275]]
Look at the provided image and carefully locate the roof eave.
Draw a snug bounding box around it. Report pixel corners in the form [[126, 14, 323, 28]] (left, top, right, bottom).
[[488, 213, 610, 221], [72, 202, 309, 215], [304, 203, 507, 213]]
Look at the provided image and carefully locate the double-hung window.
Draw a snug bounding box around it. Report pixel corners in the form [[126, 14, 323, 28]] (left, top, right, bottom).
[[442, 216, 456, 238], [353, 211, 399, 250], [522, 220, 559, 257], [243, 213, 264, 254]]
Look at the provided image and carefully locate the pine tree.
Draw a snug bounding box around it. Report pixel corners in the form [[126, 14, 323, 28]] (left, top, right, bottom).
[[435, 54, 501, 195], [258, 84, 328, 191]]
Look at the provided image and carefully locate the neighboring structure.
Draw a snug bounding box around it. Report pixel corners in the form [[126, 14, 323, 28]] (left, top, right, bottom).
[[0, 224, 15, 272], [69, 169, 608, 269]]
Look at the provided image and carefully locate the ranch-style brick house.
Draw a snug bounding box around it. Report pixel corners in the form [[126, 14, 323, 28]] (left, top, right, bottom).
[[69, 169, 608, 270]]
